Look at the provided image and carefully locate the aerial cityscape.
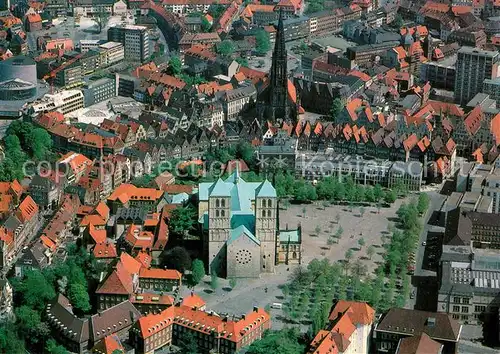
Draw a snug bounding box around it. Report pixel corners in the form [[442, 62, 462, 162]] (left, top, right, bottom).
[[0, 0, 499, 353]]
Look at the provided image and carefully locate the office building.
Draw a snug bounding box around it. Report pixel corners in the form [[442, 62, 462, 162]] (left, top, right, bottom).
[[108, 25, 150, 63], [99, 41, 125, 66], [29, 89, 84, 116], [438, 244, 500, 324], [82, 77, 117, 106], [454, 47, 499, 106]]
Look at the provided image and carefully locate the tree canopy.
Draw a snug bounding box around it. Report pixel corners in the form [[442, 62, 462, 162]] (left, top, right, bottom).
[[169, 206, 197, 236], [329, 98, 343, 122], [190, 259, 206, 287], [246, 328, 305, 354], [167, 55, 182, 76], [255, 29, 271, 55], [161, 246, 192, 273], [217, 40, 235, 56]]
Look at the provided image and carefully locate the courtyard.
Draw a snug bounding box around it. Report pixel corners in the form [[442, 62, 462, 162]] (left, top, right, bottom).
[[180, 198, 409, 329]]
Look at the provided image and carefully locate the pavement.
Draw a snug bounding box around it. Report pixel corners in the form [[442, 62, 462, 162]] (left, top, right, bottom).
[[405, 190, 446, 311]]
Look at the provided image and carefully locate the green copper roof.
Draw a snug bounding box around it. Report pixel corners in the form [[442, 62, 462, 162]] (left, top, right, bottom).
[[209, 178, 231, 197], [227, 225, 260, 246], [255, 180, 277, 198], [279, 229, 300, 243]]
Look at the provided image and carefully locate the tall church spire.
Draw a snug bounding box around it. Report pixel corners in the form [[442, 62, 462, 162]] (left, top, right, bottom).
[[256, 9, 297, 124], [269, 9, 288, 112]]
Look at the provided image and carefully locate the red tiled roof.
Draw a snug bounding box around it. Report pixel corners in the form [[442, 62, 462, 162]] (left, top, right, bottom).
[[16, 196, 38, 223], [135, 251, 152, 268], [464, 106, 483, 136], [181, 293, 206, 309], [120, 252, 142, 275], [96, 263, 134, 295], [108, 184, 163, 204], [93, 242, 117, 259], [403, 134, 419, 151], [26, 13, 41, 23], [139, 267, 182, 280]]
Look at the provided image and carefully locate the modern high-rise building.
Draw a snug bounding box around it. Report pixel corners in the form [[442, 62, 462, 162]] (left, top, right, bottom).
[[454, 46, 499, 105], [107, 25, 150, 63]]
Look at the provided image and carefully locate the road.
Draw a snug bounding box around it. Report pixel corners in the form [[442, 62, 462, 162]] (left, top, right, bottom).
[[406, 190, 446, 311]]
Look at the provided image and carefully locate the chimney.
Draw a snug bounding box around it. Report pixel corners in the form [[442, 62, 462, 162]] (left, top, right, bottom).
[[253, 306, 258, 312]]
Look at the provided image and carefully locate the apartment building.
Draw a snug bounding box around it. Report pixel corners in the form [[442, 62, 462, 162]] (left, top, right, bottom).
[[457, 162, 500, 213], [130, 305, 270, 354], [308, 300, 375, 353], [29, 89, 84, 116], [99, 41, 125, 66], [454, 47, 499, 106], [108, 25, 149, 63], [54, 63, 83, 88], [308, 10, 340, 37], [218, 85, 256, 121], [373, 308, 461, 354]]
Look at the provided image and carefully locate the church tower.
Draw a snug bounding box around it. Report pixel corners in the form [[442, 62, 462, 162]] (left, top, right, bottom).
[[256, 10, 296, 125], [208, 179, 231, 275], [255, 180, 277, 273]]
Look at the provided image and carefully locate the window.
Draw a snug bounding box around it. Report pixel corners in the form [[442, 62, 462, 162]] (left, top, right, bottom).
[[262, 210, 266, 217], [262, 199, 266, 208], [267, 210, 272, 217], [453, 305, 460, 313], [268, 199, 272, 208], [221, 210, 225, 217], [216, 199, 220, 208], [453, 297, 461, 303], [216, 210, 219, 217], [221, 199, 225, 208], [462, 298, 470, 304], [462, 306, 469, 313]]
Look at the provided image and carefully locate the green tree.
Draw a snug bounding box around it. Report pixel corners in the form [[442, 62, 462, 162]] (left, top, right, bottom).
[[255, 29, 271, 55], [417, 193, 430, 215], [247, 328, 305, 354], [358, 238, 365, 249], [235, 57, 249, 67], [68, 283, 91, 313], [314, 225, 321, 236], [30, 128, 52, 160], [46, 339, 69, 354], [217, 40, 235, 56], [94, 7, 109, 33], [210, 272, 219, 290], [15, 306, 50, 345], [345, 249, 353, 263], [367, 245, 375, 260], [373, 184, 384, 201], [161, 246, 192, 273], [208, 3, 225, 18], [0, 325, 24, 353], [384, 190, 397, 204], [178, 332, 199, 354], [336, 225, 344, 238], [229, 277, 237, 289], [169, 206, 196, 236], [191, 259, 206, 288], [329, 98, 343, 122], [15, 270, 55, 310], [167, 55, 182, 76], [306, 2, 324, 13]]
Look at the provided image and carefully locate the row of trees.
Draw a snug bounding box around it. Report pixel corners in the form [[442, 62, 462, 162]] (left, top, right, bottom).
[[275, 172, 398, 205], [0, 121, 53, 182], [3, 244, 104, 353]]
